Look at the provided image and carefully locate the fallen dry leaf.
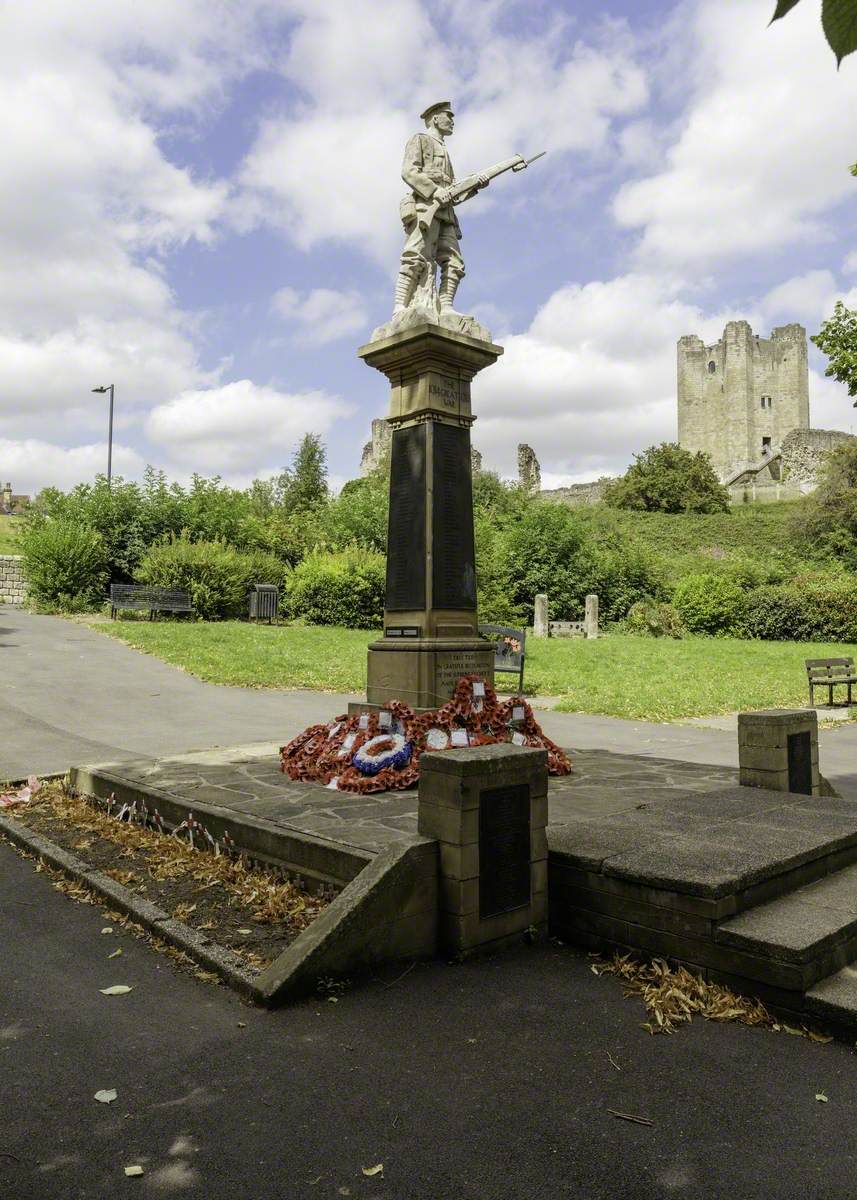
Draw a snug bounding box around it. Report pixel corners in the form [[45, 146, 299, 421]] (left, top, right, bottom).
[[816, 1093, 829, 1103], [100, 985, 133, 996], [362, 1164, 384, 1177], [94, 1089, 118, 1104], [101, 928, 113, 934], [108, 948, 123, 959], [124, 1165, 144, 1177]]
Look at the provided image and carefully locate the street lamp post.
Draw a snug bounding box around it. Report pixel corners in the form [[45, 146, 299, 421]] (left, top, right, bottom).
[[92, 384, 115, 488]]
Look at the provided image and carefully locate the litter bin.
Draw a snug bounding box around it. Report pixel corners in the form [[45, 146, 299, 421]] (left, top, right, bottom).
[[248, 583, 279, 624]]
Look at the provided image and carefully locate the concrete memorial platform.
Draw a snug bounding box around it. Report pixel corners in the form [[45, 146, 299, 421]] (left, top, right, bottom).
[[68, 738, 857, 1030]]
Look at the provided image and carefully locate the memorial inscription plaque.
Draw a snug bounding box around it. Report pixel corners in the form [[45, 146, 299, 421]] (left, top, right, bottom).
[[436, 648, 489, 693], [787, 730, 813, 795], [479, 783, 531, 919], [432, 422, 476, 609], [387, 424, 426, 610]]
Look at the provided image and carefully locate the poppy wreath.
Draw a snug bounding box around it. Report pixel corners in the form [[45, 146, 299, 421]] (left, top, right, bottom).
[[279, 676, 571, 791]]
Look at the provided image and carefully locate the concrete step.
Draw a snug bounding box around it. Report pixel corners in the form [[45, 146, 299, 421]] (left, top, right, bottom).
[[716, 863, 857, 990], [806, 966, 857, 1031]]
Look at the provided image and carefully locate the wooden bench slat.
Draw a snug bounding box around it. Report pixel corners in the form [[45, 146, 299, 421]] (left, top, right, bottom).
[[805, 656, 856, 707]]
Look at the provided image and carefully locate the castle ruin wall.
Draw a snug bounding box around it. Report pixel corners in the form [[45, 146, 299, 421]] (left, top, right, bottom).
[[677, 321, 809, 480]]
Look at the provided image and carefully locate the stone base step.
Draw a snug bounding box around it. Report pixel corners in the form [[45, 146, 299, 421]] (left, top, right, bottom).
[[716, 863, 857, 990], [806, 965, 857, 1031]]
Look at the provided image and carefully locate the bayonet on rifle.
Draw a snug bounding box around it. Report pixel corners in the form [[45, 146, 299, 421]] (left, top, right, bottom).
[[419, 150, 547, 230]]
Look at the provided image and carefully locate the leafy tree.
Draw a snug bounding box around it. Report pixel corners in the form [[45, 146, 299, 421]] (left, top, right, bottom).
[[500, 500, 663, 624], [769, 0, 857, 65], [812, 301, 857, 400], [603, 443, 729, 515], [20, 518, 108, 610], [280, 433, 329, 514]]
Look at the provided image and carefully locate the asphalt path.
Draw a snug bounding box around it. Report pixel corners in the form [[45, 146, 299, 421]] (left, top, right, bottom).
[[0, 608, 360, 781], [3, 835, 857, 1200], [2, 607, 856, 797]]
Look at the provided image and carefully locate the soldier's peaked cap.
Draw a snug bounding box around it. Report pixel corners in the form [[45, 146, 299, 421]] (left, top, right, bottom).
[[420, 100, 453, 121]]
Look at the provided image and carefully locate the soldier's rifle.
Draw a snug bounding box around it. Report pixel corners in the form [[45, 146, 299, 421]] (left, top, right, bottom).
[[418, 151, 546, 231]]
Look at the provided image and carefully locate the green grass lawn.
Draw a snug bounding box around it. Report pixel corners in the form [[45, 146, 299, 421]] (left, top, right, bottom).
[[0, 515, 21, 553], [96, 619, 855, 722]]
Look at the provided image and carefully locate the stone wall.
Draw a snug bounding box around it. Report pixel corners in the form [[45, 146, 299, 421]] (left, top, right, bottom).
[[0, 555, 25, 604], [541, 478, 612, 507], [359, 418, 392, 476], [517, 444, 541, 493], [780, 427, 856, 485], [677, 321, 809, 480]]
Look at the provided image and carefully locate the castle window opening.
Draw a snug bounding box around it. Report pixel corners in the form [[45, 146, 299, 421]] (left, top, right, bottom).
[[707, 360, 716, 373], [762, 436, 772, 455], [761, 395, 772, 409]]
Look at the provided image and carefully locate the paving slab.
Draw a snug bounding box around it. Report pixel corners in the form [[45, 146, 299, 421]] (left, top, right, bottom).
[[73, 741, 740, 858]]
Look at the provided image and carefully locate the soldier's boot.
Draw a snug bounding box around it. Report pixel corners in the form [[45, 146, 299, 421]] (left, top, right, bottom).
[[439, 268, 464, 317], [392, 268, 418, 315]]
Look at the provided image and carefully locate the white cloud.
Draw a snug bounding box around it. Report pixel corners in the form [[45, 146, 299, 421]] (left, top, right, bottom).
[[145, 379, 354, 473], [0, 2, 273, 488], [473, 271, 857, 483], [0, 438, 146, 497], [809, 370, 857, 434], [272, 287, 368, 345], [236, 0, 647, 262], [613, 0, 857, 268]]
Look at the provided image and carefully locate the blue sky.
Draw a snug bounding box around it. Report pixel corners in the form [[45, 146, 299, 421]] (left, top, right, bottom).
[[2, 0, 857, 496]]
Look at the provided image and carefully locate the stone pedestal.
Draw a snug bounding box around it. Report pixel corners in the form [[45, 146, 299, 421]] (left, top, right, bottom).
[[738, 709, 819, 796], [417, 744, 548, 954], [584, 593, 599, 640], [358, 323, 503, 709], [533, 593, 548, 639]]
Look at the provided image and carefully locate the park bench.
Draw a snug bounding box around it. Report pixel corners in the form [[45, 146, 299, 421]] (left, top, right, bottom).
[[479, 624, 526, 694], [805, 657, 857, 707], [109, 584, 192, 621]]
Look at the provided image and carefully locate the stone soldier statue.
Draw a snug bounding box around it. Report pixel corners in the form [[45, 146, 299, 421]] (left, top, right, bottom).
[[393, 100, 488, 323]]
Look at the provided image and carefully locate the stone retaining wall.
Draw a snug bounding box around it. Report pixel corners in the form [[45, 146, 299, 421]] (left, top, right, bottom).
[[0, 554, 26, 604]]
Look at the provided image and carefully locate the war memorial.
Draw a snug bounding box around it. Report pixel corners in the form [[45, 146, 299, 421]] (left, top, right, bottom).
[[3, 100, 855, 1040]]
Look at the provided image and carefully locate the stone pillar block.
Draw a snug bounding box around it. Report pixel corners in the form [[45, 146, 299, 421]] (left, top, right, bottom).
[[738, 709, 819, 796], [584, 593, 599, 640], [533, 594, 548, 639], [359, 324, 503, 709], [417, 743, 548, 954]]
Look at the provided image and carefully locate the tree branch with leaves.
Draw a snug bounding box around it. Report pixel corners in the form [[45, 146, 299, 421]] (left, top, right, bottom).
[[770, 0, 857, 65]]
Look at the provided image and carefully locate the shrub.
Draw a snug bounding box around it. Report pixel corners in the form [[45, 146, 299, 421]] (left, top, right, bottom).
[[502, 501, 664, 624], [672, 572, 748, 635], [791, 439, 857, 568], [20, 518, 108, 610], [284, 547, 386, 628], [624, 600, 684, 638], [26, 469, 255, 582], [603, 443, 729, 514], [135, 534, 262, 620], [743, 577, 857, 642]]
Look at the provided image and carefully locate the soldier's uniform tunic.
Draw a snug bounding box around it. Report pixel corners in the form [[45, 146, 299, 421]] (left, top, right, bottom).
[[399, 130, 465, 290]]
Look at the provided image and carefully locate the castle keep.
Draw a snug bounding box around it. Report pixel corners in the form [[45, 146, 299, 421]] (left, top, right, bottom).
[[677, 321, 809, 481]]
